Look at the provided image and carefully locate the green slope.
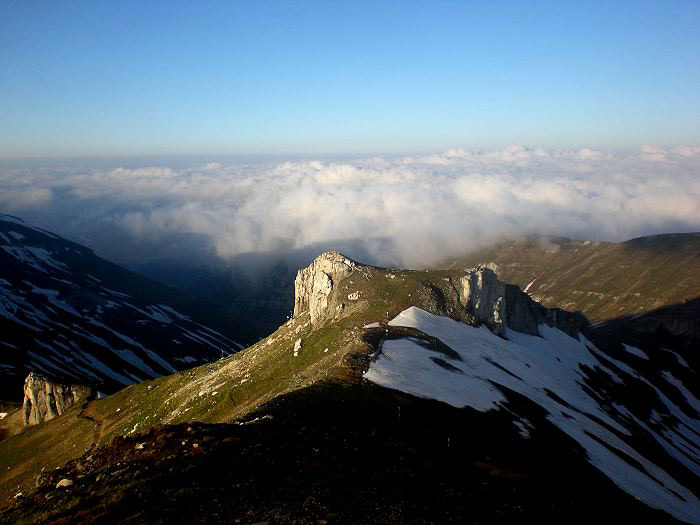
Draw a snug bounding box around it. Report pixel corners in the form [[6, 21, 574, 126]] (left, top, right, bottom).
[[0, 261, 475, 507], [445, 233, 700, 323]]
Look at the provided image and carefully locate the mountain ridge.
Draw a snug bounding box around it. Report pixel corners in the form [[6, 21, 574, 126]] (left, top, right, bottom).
[[1, 251, 697, 523], [444, 232, 700, 324]]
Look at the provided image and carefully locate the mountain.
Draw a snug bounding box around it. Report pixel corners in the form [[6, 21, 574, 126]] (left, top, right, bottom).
[[1, 252, 697, 523], [0, 213, 242, 400], [130, 255, 296, 345], [444, 233, 700, 324]]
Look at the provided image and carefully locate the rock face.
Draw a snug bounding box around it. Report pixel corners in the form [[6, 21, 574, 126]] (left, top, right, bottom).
[[459, 268, 507, 334], [293, 252, 356, 325], [22, 373, 94, 426], [459, 266, 586, 337]]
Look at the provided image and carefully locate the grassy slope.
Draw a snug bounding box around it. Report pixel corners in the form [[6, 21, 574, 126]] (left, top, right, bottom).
[[0, 264, 472, 508], [0, 259, 680, 523], [445, 233, 700, 323]]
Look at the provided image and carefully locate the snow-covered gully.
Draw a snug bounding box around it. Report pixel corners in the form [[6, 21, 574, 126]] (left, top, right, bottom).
[[364, 307, 700, 524]]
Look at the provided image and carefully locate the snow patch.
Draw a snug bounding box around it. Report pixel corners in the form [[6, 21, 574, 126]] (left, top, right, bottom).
[[623, 343, 649, 360], [365, 306, 700, 524]]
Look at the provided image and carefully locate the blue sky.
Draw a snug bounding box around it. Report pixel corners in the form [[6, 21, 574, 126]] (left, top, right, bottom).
[[1, 0, 699, 158]]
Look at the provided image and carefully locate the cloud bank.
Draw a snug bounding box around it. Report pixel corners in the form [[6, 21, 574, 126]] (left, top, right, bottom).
[[1, 144, 699, 268]]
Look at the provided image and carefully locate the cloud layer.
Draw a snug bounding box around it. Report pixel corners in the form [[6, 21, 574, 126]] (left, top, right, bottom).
[[1, 144, 699, 267]]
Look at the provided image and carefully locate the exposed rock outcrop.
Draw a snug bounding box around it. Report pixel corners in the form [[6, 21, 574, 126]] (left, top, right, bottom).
[[459, 266, 586, 337], [22, 373, 94, 426], [459, 267, 507, 334], [293, 252, 356, 325]]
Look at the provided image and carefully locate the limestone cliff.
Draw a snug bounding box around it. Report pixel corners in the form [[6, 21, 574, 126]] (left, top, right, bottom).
[[22, 373, 94, 426], [459, 266, 586, 337], [293, 252, 356, 325]]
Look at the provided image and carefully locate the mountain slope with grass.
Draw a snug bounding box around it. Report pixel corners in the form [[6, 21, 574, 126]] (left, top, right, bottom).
[[0, 252, 697, 523], [444, 233, 700, 324], [0, 213, 243, 400]]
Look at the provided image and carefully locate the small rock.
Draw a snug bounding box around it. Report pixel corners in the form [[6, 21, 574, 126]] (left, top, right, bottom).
[[13, 492, 22, 499], [56, 478, 73, 488], [192, 443, 199, 449], [135, 443, 145, 450]]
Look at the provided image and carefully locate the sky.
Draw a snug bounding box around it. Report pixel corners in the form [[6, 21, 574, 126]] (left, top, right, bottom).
[[1, 0, 699, 158]]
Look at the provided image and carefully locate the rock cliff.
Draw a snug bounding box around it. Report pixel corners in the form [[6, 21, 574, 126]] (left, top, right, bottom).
[[22, 373, 94, 426], [459, 266, 586, 337], [293, 255, 585, 337], [293, 252, 356, 325]]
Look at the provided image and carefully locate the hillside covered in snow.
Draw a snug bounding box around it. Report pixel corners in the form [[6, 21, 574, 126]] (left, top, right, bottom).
[[0, 213, 242, 399]]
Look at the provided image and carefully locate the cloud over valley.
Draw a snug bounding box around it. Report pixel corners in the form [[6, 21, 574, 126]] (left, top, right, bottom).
[[1, 144, 699, 268]]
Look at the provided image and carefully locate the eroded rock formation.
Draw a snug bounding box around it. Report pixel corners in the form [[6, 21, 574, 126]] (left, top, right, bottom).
[[22, 372, 94, 426], [293, 252, 356, 325], [459, 266, 586, 336]]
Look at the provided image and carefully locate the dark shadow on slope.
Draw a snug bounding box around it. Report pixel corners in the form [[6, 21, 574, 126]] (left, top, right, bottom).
[[0, 382, 680, 524], [591, 295, 700, 371]]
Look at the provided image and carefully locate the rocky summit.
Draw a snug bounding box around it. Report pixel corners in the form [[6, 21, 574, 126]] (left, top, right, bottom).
[[293, 251, 356, 324]]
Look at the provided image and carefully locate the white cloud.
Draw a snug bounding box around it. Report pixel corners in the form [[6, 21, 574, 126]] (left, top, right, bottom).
[[1, 144, 699, 267], [0, 187, 53, 209]]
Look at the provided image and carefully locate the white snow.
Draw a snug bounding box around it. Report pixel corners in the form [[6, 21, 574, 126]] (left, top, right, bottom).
[[27, 284, 81, 317], [364, 306, 700, 524], [523, 279, 536, 293], [8, 231, 25, 240], [72, 350, 132, 385], [664, 348, 690, 369], [0, 214, 58, 238], [363, 322, 381, 328], [114, 348, 159, 377], [175, 355, 197, 364], [623, 343, 649, 360], [157, 304, 190, 321], [100, 286, 130, 298], [0, 413, 7, 420]]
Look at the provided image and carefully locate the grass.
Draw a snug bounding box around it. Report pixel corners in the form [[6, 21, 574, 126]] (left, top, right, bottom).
[[0, 259, 485, 511], [447, 234, 700, 323]]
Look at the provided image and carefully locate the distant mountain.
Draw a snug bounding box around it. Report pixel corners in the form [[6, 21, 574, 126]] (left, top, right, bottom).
[[445, 233, 700, 324], [0, 213, 243, 400], [130, 256, 295, 344], [1, 253, 697, 523]]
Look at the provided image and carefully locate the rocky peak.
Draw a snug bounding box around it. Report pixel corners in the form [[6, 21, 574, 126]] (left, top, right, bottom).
[[22, 372, 94, 426], [459, 266, 586, 337], [293, 252, 356, 325]]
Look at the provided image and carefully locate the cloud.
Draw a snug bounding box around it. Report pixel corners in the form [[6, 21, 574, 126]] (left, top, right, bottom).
[[0, 187, 53, 209], [1, 144, 699, 267]]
